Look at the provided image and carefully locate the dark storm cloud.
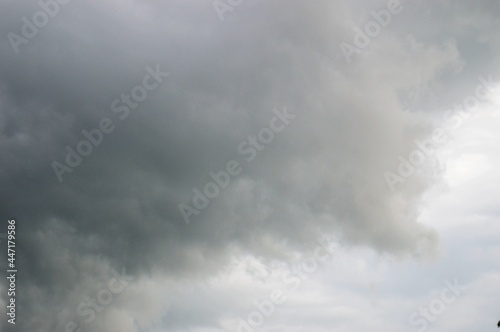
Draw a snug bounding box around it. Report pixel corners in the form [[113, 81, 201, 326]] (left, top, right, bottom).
[[1, 0, 499, 331]]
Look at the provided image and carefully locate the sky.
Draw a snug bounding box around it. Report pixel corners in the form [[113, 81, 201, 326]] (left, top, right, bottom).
[[0, 0, 499, 331]]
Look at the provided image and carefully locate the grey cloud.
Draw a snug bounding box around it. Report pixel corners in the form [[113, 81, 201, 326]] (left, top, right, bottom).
[[1, 1, 499, 331]]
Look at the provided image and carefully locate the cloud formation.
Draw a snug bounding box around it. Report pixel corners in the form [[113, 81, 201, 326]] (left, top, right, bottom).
[[1, 1, 499, 331]]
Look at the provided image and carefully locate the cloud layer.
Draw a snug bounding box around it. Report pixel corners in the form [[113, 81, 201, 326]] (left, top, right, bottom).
[[1, 1, 499, 331]]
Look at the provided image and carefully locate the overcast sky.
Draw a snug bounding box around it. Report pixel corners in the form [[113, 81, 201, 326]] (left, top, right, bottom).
[[1, 0, 500, 331]]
